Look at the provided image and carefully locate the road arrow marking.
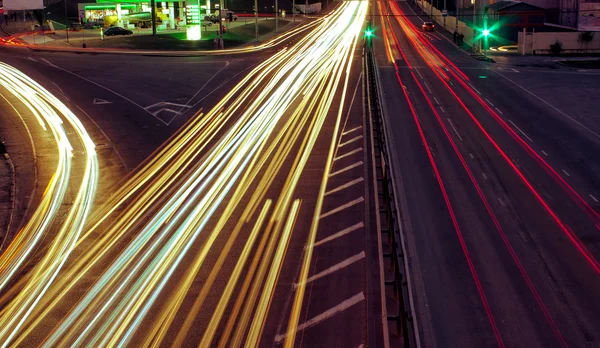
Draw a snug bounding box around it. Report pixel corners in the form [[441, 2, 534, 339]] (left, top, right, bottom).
[[93, 98, 112, 105]]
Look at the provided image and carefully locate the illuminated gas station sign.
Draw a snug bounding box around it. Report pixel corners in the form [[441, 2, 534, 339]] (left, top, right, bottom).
[[185, 4, 201, 25], [185, 4, 201, 40]]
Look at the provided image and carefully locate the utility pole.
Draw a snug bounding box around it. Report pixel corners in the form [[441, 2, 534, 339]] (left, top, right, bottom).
[[293, 0, 295, 22], [151, 0, 156, 35], [64, 0, 69, 42], [455, 0, 459, 33], [305, 0, 308, 17], [275, 0, 278, 32], [255, 0, 259, 41]]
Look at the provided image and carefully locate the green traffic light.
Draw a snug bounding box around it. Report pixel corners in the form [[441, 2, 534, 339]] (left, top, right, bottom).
[[483, 29, 490, 37], [365, 29, 373, 37]]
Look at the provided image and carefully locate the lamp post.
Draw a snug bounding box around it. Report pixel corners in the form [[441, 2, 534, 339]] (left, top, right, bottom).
[[64, 0, 69, 42]]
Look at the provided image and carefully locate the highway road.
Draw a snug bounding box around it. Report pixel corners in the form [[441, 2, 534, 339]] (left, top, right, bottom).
[[372, 1, 600, 347], [0, 2, 386, 347]]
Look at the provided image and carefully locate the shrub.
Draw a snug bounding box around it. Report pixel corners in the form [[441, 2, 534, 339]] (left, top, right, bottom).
[[550, 40, 563, 55]]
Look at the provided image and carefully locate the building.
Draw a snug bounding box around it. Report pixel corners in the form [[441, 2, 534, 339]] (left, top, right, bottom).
[[485, 0, 546, 41]]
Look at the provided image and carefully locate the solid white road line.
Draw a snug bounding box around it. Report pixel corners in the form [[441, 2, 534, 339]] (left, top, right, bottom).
[[342, 125, 363, 136], [325, 177, 364, 196], [508, 119, 533, 143], [274, 292, 366, 343], [320, 197, 365, 219], [311, 222, 364, 248], [329, 161, 363, 177], [493, 70, 600, 140], [295, 252, 366, 287], [339, 135, 363, 147], [334, 148, 363, 162]]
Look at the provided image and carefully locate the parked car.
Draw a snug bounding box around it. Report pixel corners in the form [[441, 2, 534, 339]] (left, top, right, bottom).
[[225, 11, 238, 21], [422, 21, 434, 32], [204, 15, 220, 24], [104, 27, 133, 36]]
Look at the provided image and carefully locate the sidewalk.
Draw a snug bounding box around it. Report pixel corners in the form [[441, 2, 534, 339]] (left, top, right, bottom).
[[2, 17, 307, 55]]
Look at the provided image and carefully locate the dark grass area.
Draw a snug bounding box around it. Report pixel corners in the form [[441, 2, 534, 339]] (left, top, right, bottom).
[[44, 19, 290, 50], [558, 59, 600, 69]]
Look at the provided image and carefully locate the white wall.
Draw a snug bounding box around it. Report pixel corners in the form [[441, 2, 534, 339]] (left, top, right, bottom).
[[3, 0, 44, 10], [518, 31, 600, 53]]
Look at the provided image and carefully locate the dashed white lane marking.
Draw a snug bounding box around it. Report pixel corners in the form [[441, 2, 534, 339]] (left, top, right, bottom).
[[508, 120, 533, 143], [312, 222, 364, 248], [562, 170, 570, 177], [485, 98, 494, 107], [547, 277, 558, 292], [440, 106, 446, 113], [28, 57, 37, 62], [468, 83, 482, 95], [329, 161, 363, 177], [433, 97, 440, 105], [590, 194, 599, 203], [424, 82, 433, 94], [342, 125, 362, 136], [339, 135, 363, 147], [325, 177, 364, 196], [469, 153, 475, 159], [482, 173, 488, 180], [495, 107, 504, 115], [511, 68, 520, 73], [447, 118, 463, 141], [334, 148, 363, 162], [274, 292, 366, 343], [320, 197, 365, 219], [542, 150, 549, 156], [415, 68, 424, 79], [295, 252, 366, 288], [498, 197, 506, 207]]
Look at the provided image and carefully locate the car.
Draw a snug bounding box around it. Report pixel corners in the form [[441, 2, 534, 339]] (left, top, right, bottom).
[[104, 27, 133, 36], [422, 22, 434, 32], [225, 11, 238, 21]]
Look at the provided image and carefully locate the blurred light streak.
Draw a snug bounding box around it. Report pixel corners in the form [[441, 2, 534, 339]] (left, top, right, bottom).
[[0, 62, 98, 345], [0, 2, 368, 347]]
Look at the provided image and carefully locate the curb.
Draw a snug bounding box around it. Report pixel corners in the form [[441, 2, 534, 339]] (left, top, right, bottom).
[[0, 152, 16, 251]]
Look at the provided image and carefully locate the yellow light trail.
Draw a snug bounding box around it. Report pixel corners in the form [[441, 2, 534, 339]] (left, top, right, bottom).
[[0, 1, 367, 346], [0, 62, 99, 345]]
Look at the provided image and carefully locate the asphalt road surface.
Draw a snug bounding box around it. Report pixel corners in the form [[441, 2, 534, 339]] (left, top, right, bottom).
[[372, 1, 600, 347], [0, 2, 385, 347]]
